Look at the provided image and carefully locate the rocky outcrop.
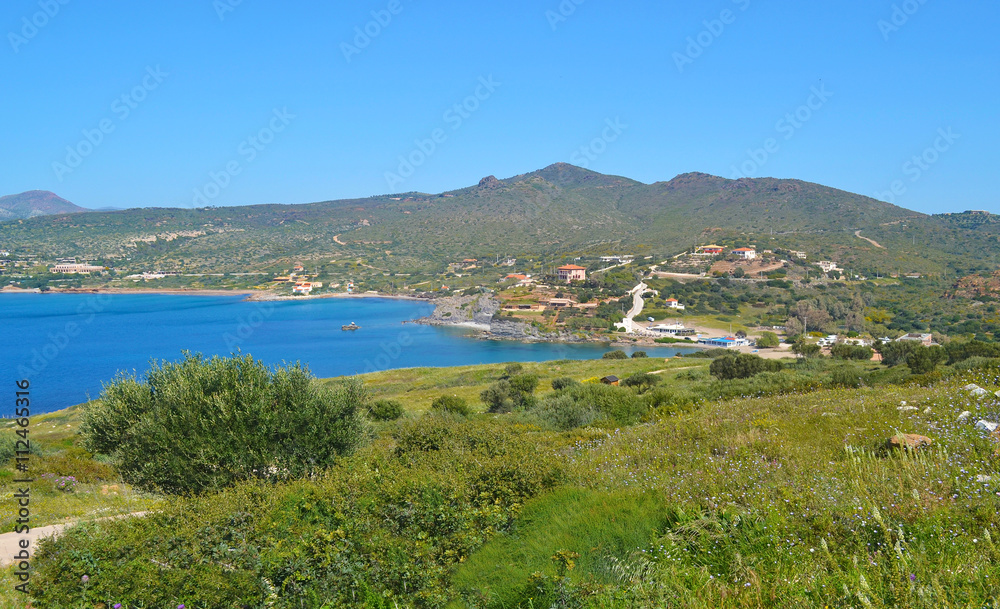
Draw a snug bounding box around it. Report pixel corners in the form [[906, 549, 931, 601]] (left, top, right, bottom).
[[885, 434, 932, 451], [414, 293, 587, 343], [414, 293, 499, 327], [478, 175, 502, 189]]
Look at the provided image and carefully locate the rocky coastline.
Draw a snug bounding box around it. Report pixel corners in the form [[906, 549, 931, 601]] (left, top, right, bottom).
[[410, 293, 591, 343]]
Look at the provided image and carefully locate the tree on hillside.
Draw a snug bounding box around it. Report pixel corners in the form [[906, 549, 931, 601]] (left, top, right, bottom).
[[756, 332, 780, 349], [622, 372, 660, 393], [792, 340, 822, 359], [82, 353, 370, 495], [906, 346, 948, 374], [877, 340, 921, 367], [710, 354, 783, 380]]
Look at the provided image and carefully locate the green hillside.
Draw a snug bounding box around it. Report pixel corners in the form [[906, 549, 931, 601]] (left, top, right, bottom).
[[0, 165, 996, 278]]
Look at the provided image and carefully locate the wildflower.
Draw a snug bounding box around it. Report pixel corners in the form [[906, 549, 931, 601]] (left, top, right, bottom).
[[909, 574, 917, 582], [81, 575, 89, 583], [115, 605, 122, 609]]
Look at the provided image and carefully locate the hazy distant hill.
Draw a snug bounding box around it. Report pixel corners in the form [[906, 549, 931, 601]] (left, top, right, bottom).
[[0, 164, 994, 275], [0, 190, 88, 220]]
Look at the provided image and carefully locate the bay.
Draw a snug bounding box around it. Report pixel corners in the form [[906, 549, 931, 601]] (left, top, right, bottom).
[[1, 293, 697, 414]]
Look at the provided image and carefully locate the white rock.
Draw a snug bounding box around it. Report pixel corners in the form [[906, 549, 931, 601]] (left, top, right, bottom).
[[964, 384, 982, 392], [923, 407, 932, 414], [900, 401, 907, 406], [975, 420, 999, 433], [898, 406, 918, 412], [958, 411, 972, 421], [976, 475, 993, 484]]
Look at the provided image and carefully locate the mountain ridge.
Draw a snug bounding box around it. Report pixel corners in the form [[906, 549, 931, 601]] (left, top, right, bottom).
[[0, 190, 88, 220], [1, 165, 992, 278]]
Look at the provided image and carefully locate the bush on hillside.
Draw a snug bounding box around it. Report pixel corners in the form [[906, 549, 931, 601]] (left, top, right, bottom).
[[877, 340, 921, 367], [603, 350, 629, 360], [756, 332, 780, 348], [481, 374, 539, 413], [81, 353, 370, 495], [710, 354, 783, 380], [551, 377, 579, 391], [630, 351, 648, 359], [945, 340, 1000, 365], [622, 372, 661, 393], [906, 345, 948, 375], [431, 395, 472, 416], [368, 399, 405, 421], [830, 343, 873, 361]]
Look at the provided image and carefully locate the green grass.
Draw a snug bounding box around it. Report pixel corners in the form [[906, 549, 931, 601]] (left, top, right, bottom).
[[7, 358, 1000, 608], [449, 488, 674, 608], [335, 357, 711, 414]]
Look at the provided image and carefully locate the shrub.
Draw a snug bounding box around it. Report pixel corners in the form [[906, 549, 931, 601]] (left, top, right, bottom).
[[878, 340, 921, 367], [945, 340, 1000, 365], [906, 345, 947, 375], [526, 395, 600, 431], [431, 395, 472, 416], [368, 399, 405, 421], [81, 353, 370, 495], [830, 343, 873, 361], [551, 377, 579, 391], [630, 351, 648, 359], [503, 362, 524, 377], [481, 374, 538, 413], [710, 354, 783, 380], [831, 365, 866, 388], [792, 340, 822, 358], [756, 332, 780, 348], [603, 350, 629, 359], [622, 372, 660, 393]]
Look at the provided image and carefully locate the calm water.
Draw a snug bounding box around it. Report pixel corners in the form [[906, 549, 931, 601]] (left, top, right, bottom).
[[1, 294, 696, 414]]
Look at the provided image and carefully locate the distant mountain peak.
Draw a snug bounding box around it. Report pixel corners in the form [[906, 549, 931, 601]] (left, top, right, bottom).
[[0, 190, 88, 221]]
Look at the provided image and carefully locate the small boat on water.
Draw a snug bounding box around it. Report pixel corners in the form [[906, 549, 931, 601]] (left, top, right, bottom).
[[342, 322, 360, 331]]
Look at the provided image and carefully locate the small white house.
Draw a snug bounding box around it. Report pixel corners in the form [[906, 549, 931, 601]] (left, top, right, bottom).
[[664, 298, 686, 310], [732, 248, 757, 260]]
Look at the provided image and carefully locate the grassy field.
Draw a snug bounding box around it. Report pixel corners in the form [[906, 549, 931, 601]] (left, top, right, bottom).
[[4, 354, 999, 608], [340, 357, 711, 414]]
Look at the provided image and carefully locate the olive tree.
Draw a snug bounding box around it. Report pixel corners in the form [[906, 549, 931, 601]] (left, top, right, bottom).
[[82, 353, 371, 494]]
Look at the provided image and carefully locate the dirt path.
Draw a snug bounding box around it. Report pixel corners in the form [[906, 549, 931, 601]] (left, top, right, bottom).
[[855, 230, 885, 249], [333, 234, 347, 245], [0, 512, 150, 566]]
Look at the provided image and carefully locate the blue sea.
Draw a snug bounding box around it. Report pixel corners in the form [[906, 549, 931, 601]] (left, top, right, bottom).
[[1, 293, 697, 414]]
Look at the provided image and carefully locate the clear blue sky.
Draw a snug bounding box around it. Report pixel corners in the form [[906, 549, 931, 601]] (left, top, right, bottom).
[[2, 0, 997, 214]]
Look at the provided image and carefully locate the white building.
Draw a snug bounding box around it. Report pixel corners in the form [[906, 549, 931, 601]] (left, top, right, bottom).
[[52, 263, 105, 274], [816, 261, 842, 273], [664, 298, 686, 310], [650, 324, 697, 337], [732, 248, 757, 260]]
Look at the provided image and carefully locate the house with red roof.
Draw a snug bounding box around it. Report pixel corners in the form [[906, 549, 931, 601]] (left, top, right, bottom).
[[557, 265, 587, 282]]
